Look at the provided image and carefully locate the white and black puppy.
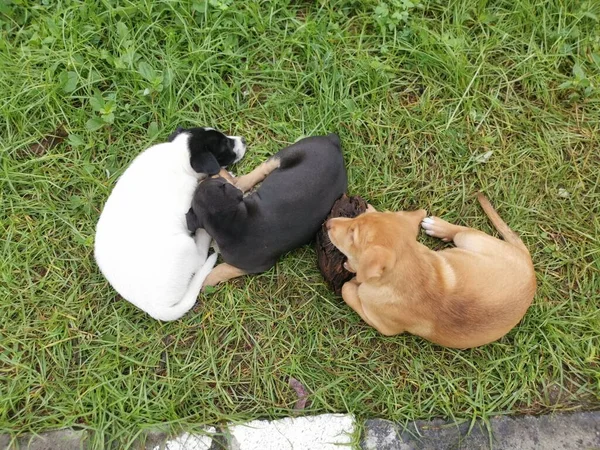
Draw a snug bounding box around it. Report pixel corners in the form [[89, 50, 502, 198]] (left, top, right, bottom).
[[185, 134, 347, 287], [94, 127, 246, 321]]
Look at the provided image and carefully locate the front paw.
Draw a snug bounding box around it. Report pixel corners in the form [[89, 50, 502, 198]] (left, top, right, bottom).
[[421, 216, 453, 242], [346, 277, 360, 287]]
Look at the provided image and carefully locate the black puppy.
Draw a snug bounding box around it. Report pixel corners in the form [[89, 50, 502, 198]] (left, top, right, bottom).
[[186, 134, 347, 286]]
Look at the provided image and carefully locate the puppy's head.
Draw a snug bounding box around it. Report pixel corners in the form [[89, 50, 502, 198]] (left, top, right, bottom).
[[169, 126, 246, 176], [327, 208, 427, 283], [186, 177, 243, 232]]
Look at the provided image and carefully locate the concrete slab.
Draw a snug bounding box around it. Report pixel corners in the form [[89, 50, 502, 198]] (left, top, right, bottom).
[[0, 429, 87, 450], [228, 413, 355, 450], [361, 411, 600, 450], [152, 429, 215, 450], [2, 410, 598, 449]]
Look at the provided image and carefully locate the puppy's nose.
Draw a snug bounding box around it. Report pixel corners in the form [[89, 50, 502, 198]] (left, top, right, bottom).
[[241, 137, 246, 145]]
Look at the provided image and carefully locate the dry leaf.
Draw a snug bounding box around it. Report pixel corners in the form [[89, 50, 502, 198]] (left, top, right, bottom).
[[289, 377, 310, 411]]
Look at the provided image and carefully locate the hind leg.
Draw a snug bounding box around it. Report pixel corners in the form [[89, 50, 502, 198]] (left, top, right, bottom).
[[421, 216, 471, 242], [203, 263, 247, 288], [421, 216, 503, 253]]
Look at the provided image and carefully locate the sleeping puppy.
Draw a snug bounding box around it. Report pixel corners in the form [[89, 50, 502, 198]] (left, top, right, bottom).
[[186, 134, 347, 286], [327, 194, 536, 348], [94, 127, 246, 321]]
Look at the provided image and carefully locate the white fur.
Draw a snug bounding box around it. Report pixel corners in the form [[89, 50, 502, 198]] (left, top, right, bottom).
[[230, 136, 246, 162], [94, 133, 243, 321]]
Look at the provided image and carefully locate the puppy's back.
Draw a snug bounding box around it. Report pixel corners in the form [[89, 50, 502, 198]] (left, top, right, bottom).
[[259, 134, 346, 203], [94, 142, 197, 303], [241, 134, 346, 268]]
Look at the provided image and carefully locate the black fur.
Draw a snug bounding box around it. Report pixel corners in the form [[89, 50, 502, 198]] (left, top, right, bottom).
[[170, 126, 239, 176], [187, 134, 347, 273]]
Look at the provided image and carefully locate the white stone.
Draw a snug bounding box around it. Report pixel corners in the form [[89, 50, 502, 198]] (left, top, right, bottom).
[[154, 429, 215, 450], [229, 414, 355, 450]]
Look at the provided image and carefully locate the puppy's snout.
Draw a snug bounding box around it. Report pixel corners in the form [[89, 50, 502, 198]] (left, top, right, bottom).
[[230, 136, 247, 163]]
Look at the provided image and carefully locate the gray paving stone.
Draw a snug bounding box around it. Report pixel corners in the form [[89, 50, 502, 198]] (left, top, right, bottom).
[[361, 411, 600, 450], [361, 419, 403, 450], [0, 429, 87, 450], [2, 410, 598, 449]]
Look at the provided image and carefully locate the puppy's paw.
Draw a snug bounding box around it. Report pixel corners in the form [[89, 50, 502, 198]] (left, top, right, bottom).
[[347, 277, 360, 286], [421, 216, 453, 242]]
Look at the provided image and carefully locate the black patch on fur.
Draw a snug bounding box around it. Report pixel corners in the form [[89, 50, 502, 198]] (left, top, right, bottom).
[[169, 126, 240, 175], [187, 128, 238, 175], [190, 151, 220, 175]]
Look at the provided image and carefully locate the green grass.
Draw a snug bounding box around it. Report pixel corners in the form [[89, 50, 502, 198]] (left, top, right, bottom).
[[1, 0, 599, 447]]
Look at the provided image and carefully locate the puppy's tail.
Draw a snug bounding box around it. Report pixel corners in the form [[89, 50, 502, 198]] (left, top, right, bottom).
[[477, 193, 529, 254], [154, 252, 218, 321]]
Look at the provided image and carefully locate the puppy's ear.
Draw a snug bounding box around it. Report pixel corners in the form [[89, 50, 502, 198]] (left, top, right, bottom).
[[185, 208, 202, 233], [222, 183, 244, 206], [396, 209, 427, 237], [356, 246, 395, 283], [190, 152, 220, 176]]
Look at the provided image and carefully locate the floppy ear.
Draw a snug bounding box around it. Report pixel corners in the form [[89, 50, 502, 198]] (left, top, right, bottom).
[[396, 209, 427, 237], [185, 208, 202, 233], [190, 151, 220, 175], [356, 245, 396, 283], [219, 183, 244, 208]]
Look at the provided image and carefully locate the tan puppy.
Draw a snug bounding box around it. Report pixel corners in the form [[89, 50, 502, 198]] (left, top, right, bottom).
[[327, 194, 536, 349]]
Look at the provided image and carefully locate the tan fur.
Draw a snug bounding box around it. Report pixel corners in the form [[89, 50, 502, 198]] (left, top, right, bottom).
[[233, 157, 281, 193], [216, 168, 237, 184], [203, 263, 247, 288], [327, 197, 536, 348]]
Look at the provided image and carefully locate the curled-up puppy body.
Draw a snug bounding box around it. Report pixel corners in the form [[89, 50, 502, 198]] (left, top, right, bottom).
[[186, 134, 347, 287], [94, 127, 246, 321], [327, 194, 536, 349]]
